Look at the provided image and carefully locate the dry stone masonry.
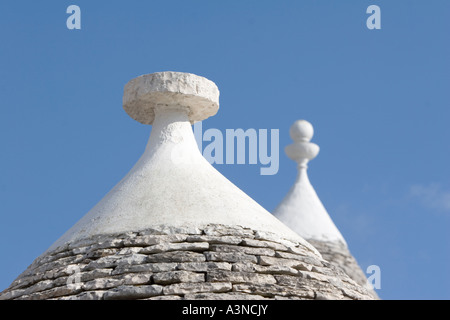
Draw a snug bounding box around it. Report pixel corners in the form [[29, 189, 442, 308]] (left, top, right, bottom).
[[0, 225, 373, 300], [308, 239, 371, 294]]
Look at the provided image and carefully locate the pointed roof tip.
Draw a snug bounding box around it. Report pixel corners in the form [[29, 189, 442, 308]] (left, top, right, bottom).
[[47, 72, 314, 254], [274, 119, 346, 244]]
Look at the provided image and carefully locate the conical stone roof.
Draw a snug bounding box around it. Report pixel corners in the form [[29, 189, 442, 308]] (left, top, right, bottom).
[[0, 73, 374, 300], [273, 120, 378, 299]]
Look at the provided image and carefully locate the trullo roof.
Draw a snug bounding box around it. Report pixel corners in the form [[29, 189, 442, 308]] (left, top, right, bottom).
[[0, 73, 373, 300]]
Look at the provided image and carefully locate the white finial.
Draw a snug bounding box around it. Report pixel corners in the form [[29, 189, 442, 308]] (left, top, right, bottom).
[[285, 120, 320, 169], [123, 72, 220, 165], [123, 71, 219, 125]]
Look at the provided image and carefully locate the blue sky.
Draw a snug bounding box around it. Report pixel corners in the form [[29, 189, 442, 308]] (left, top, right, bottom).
[[0, 1, 449, 299]]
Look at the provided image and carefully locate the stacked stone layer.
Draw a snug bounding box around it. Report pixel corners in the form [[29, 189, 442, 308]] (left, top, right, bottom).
[[0, 225, 373, 300], [308, 239, 378, 299]]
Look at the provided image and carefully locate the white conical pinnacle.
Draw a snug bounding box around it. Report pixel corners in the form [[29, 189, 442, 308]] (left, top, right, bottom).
[[47, 72, 312, 253], [274, 120, 346, 244]]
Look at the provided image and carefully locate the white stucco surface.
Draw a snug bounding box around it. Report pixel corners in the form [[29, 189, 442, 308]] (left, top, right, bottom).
[[273, 120, 346, 244], [47, 72, 309, 252]]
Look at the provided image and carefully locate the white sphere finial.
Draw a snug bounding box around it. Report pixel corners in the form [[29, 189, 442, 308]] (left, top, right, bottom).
[[290, 120, 314, 142], [285, 119, 319, 168]]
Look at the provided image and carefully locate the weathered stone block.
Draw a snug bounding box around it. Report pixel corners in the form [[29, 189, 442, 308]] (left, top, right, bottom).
[[206, 270, 276, 285], [140, 242, 209, 254], [253, 264, 298, 276], [153, 271, 205, 285], [85, 248, 119, 260], [162, 282, 232, 295], [33, 255, 85, 276], [91, 239, 125, 250], [210, 244, 275, 257], [139, 225, 202, 236], [0, 289, 26, 300], [23, 280, 55, 296], [176, 262, 232, 272], [184, 292, 268, 300], [23, 285, 82, 300], [257, 255, 312, 271], [62, 291, 108, 300], [83, 278, 123, 291], [204, 251, 257, 264], [298, 271, 330, 283], [119, 273, 152, 286], [233, 283, 315, 299], [146, 251, 206, 263], [240, 238, 288, 251], [286, 246, 310, 256], [315, 292, 345, 300], [112, 263, 178, 275], [186, 235, 243, 245], [84, 255, 120, 271], [341, 287, 371, 300], [274, 251, 322, 267], [104, 285, 163, 300], [116, 254, 149, 266], [274, 275, 303, 287], [231, 263, 256, 273], [38, 251, 73, 265], [117, 247, 142, 255], [146, 295, 183, 300], [203, 225, 254, 238], [72, 246, 91, 255], [123, 234, 188, 247]]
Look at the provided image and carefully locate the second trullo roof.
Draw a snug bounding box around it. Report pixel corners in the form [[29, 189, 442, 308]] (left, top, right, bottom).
[[273, 119, 378, 299]]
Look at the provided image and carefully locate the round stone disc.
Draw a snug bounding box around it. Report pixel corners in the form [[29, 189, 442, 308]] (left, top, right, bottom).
[[123, 72, 220, 124]]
